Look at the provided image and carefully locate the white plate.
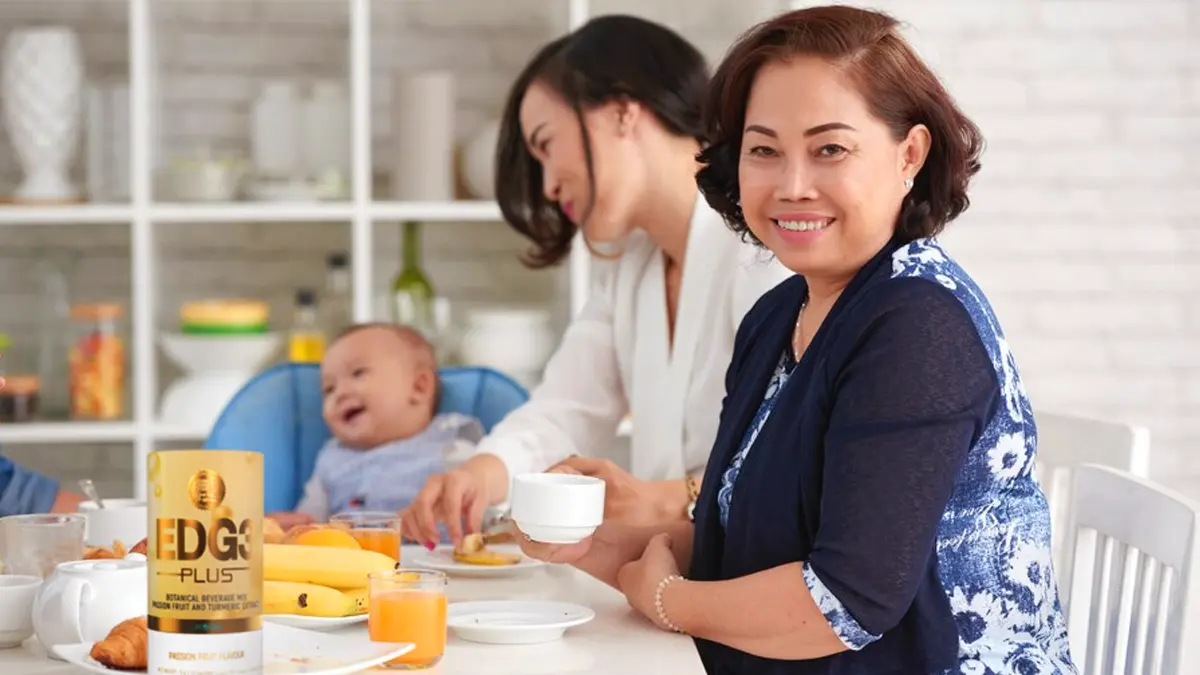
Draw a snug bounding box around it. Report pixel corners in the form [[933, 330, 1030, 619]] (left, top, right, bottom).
[[447, 600, 595, 645], [52, 621, 413, 675], [408, 544, 546, 577], [263, 612, 367, 631]]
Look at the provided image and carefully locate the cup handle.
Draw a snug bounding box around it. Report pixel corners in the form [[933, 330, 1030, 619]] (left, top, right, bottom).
[[58, 577, 90, 644]]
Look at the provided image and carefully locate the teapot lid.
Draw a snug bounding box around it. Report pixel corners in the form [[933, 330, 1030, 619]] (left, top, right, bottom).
[[58, 558, 146, 574]]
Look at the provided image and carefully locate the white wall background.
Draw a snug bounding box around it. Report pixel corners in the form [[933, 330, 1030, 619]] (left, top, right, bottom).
[[0, 0, 1197, 498]]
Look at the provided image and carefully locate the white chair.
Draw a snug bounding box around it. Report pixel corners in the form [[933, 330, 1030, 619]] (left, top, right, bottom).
[[1059, 464, 1200, 675], [1036, 411, 1152, 571]]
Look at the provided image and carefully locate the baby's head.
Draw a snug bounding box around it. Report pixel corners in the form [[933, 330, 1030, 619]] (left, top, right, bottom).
[[320, 323, 439, 450]]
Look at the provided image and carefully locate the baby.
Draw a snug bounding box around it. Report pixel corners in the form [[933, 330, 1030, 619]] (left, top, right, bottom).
[[270, 323, 482, 528]]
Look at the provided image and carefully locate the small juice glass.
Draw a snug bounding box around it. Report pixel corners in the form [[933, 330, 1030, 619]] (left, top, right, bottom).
[[368, 569, 447, 669], [331, 510, 402, 561], [0, 514, 86, 578]]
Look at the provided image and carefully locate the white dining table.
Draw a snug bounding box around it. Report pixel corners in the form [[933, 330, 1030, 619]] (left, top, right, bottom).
[[2, 545, 705, 675]]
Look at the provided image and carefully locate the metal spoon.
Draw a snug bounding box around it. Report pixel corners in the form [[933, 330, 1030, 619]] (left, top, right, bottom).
[[78, 479, 105, 509]]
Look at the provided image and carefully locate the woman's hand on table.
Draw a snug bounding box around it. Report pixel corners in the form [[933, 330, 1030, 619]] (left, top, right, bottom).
[[547, 457, 688, 526], [401, 468, 493, 549], [617, 532, 682, 630]]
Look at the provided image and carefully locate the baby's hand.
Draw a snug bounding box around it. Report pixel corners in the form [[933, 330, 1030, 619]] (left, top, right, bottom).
[[268, 511, 316, 530]]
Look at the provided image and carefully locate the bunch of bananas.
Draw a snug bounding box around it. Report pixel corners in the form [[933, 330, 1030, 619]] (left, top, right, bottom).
[[262, 543, 395, 618]]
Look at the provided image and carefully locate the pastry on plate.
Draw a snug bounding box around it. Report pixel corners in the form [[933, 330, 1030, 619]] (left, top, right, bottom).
[[452, 547, 523, 566], [83, 537, 147, 560], [452, 533, 522, 566], [90, 616, 148, 671], [84, 539, 127, 560]]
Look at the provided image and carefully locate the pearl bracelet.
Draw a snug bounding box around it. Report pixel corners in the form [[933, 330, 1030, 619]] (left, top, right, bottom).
[[655, 574, 686, 633]]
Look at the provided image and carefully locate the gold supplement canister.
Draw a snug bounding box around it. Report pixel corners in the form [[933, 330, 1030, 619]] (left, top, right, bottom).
[[147, 450, 263, 675]]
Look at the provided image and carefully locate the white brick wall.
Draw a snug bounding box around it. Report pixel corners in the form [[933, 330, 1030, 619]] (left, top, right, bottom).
[[2, 0, 1198, 499], [877, 0, 1200, 490]]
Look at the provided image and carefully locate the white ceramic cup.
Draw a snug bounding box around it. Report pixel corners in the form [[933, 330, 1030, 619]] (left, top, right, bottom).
[[510, 473, 606, 544], [0, 574, 42, 648], [78, 499, 147, 548]]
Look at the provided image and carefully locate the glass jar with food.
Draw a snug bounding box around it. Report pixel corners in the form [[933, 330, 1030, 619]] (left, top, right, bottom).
[[68, 303, 125, 420], [0, 375, 40, 423]]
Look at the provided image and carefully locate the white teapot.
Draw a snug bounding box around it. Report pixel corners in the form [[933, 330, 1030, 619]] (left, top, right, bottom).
[[32, 558, 146, 659]]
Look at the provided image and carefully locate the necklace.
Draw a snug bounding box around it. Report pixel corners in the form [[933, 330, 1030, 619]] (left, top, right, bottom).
[[791, 298, 809, 359]]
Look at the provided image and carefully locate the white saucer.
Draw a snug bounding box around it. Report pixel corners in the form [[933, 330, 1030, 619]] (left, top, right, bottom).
[[447, 600, 595, 645], [52, 622, 411, 675], [263, 612, 367, 631], [408, 544, 546, 578]]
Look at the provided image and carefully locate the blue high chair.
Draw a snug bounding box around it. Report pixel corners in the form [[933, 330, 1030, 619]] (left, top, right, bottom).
[[203, 363, 529, 513]]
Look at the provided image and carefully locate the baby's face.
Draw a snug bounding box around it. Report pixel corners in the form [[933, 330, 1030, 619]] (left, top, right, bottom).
[[320, 327, 433, 448]]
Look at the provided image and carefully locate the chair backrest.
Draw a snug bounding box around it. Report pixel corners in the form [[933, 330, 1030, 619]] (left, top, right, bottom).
[[1059, 464, 1200, 675], [1036, 411, 1152, 572], [202, 363, 529, 513]]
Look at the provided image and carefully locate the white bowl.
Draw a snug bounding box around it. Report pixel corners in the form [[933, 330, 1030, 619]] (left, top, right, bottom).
[[158, 332, 281, 374], [510, 473, 605, 544], [79, 499, 147, 548], [0, 575, 41, 648]]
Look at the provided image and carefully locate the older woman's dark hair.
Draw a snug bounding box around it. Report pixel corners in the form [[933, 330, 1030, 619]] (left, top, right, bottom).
[[495, 15, 708, 268], [696, 6, 984, 242]]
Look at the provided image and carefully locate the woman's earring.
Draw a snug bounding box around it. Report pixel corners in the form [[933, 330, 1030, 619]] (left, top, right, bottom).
[[903, 177, 914, 191]]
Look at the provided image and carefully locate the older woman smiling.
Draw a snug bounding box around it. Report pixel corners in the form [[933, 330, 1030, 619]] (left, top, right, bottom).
[[517, 6, 1077, 675]]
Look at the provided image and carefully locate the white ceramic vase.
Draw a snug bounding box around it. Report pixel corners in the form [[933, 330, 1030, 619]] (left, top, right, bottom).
[[1, 27, 84, 202], [462, 119, 499, 199]]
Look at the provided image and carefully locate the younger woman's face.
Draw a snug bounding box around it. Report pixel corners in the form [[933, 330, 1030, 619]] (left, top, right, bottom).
[[518, 80, 645, 245]]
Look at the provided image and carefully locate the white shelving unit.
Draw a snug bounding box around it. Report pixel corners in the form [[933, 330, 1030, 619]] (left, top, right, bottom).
[[0, 0, 595, 498]]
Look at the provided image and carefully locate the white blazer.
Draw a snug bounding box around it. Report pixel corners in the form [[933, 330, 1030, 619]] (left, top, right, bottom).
[[475, 196, 794, 482]]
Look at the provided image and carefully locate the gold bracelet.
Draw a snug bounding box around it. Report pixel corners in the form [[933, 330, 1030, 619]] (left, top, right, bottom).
[[655, 574, 686, 633]]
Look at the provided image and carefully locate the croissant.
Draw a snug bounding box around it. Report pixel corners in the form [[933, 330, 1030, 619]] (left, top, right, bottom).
[[83, 546, 120, 560], [90, 616, 148, 671], [83, 539, 130, 561]]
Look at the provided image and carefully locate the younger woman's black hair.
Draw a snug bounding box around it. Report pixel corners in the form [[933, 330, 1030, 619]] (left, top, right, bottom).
[[494, 15, 709, 268]]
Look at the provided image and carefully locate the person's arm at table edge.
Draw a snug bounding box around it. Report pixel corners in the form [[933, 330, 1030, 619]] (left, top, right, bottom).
[[667, 563, 846, 660], [0, 453, 67, 516], [576, 520, 696, 591]]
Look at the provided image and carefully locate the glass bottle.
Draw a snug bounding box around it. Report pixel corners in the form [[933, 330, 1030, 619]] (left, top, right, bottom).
[[35, 249, 77, 419], [322, 252, 352, 337], [288, 289, 326, 363], [390, 221, 435, 337]]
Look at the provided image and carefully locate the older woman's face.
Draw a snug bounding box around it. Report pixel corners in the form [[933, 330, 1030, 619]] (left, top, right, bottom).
[[737, 56, 928, 281]]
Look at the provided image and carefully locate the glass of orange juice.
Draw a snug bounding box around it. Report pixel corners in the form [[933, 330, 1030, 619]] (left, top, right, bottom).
[[369, 569, 448, 669], [331, 510, 402, 561]]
